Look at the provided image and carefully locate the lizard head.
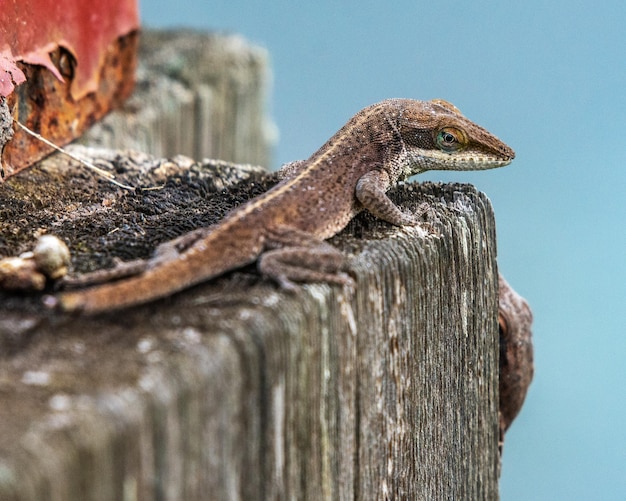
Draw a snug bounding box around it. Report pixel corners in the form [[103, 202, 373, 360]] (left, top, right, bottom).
[[394, 98, 515, 175]]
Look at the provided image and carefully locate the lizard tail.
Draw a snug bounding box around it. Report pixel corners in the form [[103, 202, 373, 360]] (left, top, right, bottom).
[[57, 247, 255, 314], [58, 261, 199, 314]]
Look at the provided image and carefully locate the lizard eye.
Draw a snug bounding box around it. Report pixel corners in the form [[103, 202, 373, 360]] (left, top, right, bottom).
[[436, 127, 465, 152]]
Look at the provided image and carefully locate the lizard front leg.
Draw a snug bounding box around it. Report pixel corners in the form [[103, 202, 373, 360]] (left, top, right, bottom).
[[356, 170, 426, 226]]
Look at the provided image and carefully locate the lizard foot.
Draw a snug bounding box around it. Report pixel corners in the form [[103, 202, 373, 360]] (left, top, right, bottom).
[[258, 244, 353, 291], [61, 257, 149, 288]]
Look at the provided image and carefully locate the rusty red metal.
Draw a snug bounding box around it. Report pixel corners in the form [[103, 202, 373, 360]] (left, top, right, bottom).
[[0, 0, 139, 181], [0, 0, 139, 100], [1, 33, 138, 181]]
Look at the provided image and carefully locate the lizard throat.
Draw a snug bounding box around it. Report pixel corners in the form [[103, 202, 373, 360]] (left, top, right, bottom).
[[407, 148, 513, 173]]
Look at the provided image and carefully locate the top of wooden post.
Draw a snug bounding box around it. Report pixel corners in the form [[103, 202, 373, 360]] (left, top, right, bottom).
[[0, 148, 500, 500]]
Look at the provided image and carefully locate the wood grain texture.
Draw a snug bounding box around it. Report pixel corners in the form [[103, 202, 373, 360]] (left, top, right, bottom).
[[81, 31, 274, 168], [350, 184, 500, 499]]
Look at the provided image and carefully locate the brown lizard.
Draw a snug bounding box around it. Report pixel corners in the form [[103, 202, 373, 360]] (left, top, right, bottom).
[[57, 98, 515, 314], [498, 275, 534, 450]]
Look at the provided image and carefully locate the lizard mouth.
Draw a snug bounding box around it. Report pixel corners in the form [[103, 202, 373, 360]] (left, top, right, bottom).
[[445, 153, 513, 170], [410, 148, 514, 172]]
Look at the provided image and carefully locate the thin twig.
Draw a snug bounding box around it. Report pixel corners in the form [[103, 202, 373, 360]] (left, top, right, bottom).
[[13, 119, 135, 190]]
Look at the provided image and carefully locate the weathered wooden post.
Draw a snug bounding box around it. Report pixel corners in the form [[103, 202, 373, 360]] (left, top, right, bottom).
[[0, 32, 500, 500]]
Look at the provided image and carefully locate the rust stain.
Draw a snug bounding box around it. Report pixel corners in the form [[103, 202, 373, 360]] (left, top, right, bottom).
[[1, 31, 138, 181]]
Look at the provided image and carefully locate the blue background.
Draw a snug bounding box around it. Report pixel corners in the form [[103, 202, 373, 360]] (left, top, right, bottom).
[[141, 2, 626, 499]]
